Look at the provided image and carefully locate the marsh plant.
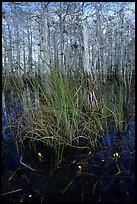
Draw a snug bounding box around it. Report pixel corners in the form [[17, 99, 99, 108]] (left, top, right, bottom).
[[11, 68, 101, 165], [3, 67, 133, 167]]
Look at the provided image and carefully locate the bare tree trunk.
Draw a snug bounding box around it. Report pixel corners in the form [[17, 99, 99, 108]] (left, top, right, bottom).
[[2, 33, 8, 77], [23, 30, 26, 74], [42, 2, 50, 73], [82, 19, 98, 107], [27, 19, 33, 76]]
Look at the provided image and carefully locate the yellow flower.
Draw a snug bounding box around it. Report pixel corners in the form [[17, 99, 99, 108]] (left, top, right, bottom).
[[113, 152, 120, 158], [78, 165, 82, 169], [116, 152, 119, 157], [38, 152, 42, 157]]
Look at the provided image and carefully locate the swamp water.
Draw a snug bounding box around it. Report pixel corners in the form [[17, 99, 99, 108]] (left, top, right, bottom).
[[2, 91, 135, 202]]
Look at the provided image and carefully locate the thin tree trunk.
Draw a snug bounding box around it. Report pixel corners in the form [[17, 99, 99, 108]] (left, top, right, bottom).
[[82, 19, 98, 107]]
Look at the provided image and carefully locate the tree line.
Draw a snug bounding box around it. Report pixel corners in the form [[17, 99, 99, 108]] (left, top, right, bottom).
[[2, 2, 135, 82]]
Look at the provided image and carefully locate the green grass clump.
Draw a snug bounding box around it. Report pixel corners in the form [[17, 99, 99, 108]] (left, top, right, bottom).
[[3, 67, 131, 167], [12, 67, 104, 166]]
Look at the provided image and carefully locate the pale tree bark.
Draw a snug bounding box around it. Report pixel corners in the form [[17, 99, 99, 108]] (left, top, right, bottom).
[[26, 16, 33, 76], [12, 3, 21, 75], [82, 19, 98, 107], [2, 2, 135, 88], [41, 2, 50, 73], [59, 2, 64, 69], [22, 30, 27, 74], [7, 23, 13, 74], [2, 34, 7, 77]]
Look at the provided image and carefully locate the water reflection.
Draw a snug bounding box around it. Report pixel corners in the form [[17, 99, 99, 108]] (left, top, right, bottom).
[[2, 87, 135, 202]]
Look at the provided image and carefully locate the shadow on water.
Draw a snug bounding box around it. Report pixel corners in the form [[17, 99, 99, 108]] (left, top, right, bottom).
[[2, 91, 135, 202]]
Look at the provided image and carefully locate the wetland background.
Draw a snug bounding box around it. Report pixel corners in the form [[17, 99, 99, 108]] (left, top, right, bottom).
[[2, 2, 135, 202]]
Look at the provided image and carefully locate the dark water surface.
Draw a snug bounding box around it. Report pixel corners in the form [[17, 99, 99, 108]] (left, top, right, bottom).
[[2, 106, 135, 202]]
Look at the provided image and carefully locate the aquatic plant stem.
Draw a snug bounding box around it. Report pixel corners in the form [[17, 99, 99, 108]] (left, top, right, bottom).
[[20, 156, 36, 171], [2, 188, 22, 196]]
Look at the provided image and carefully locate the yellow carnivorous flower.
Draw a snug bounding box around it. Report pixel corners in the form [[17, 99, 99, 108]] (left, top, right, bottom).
[[38, 152, 42, 157], [116, 152, 119, 157], [113, 152, 120, 158], [116, 152, 120, 158]]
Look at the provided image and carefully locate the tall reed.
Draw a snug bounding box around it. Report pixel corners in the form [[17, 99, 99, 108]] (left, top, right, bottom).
[[9, 67, 106, 166], [3, 68, 131, 167]]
